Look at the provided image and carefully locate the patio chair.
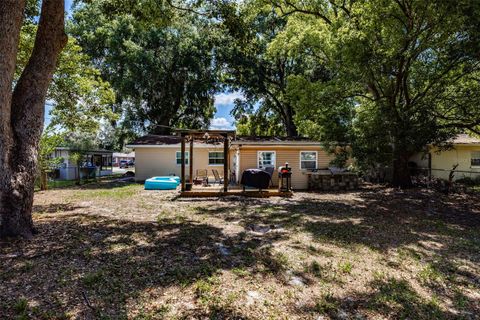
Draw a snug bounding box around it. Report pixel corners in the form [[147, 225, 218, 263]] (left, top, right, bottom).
[[212, 169, 224, 185], [194, 169, 208, 185]]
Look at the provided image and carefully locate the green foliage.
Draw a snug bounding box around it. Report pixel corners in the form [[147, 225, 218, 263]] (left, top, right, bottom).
[[338, 261, 353, 274], [17, 21, 116, 134], [217, 1, 328, 136], [314, 292, 338, 314], [63, 131, 99, 153], [267, 0, 480, 185], [235, 113, 285, 137], [38, 130, 64, 172], [70, 1, 218, 135], [48, 37, 117, 132], [37, 130, 65, 190]]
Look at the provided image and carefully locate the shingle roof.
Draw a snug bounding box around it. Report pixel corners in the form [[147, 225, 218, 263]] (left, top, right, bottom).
[[235, 136, 317, 142], [451, 134, 480, 144], [128, 135, 183, 145], [127, 134, 321, 146]]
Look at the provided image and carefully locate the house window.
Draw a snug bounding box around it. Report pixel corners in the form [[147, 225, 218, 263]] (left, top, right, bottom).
[[208, 152, 224, 165], [300, 151, 317, 170], [258, 151, 276, 169], [176, 151, 189, 166], [471, 151, 480, 167]]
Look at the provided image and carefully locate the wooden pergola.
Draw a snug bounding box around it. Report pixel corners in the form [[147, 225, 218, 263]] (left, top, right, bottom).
[[175, 129, 236, 193]]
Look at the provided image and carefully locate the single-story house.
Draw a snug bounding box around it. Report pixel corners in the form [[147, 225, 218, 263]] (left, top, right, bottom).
[[113, 151, 135, 166], [126, 134, 337, 190], [50, 147, 113, 180], [410, 134, 480, 181]]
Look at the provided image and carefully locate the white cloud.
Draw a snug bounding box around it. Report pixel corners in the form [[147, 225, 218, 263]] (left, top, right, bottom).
[[214, 91, 244, 107], [209, 117, 234, 130]]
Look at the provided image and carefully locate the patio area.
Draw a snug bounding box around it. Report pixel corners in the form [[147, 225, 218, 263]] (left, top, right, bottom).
[[175, 129, 292, 197], [178, 184, 292, 197]]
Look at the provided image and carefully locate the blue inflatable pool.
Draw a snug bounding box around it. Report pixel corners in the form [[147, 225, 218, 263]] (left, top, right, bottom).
[[144, 176, 181, 190]]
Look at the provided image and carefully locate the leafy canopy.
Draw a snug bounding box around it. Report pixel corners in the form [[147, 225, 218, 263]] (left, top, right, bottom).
[[70, 0, 220, 136], [267, 0, 480, 185], [17, 10, 116, 134]]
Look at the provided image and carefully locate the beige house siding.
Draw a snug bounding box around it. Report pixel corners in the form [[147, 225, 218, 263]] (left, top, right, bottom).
[[237, 146, 334, 190], [135, 146, 235, 182], [134, 144, 334, 189], [411, 145, 480, 180]]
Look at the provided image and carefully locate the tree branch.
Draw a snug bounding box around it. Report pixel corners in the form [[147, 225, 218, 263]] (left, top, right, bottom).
[[165, 0, 208, 16], [270, 0, 333, 24]]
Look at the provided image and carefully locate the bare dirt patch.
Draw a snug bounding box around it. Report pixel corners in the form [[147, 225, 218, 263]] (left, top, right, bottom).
[[1, 182, 479, 319]]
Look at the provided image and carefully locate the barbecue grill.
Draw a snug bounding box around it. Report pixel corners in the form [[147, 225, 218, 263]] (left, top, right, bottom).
[[278, 163, 292, 192]]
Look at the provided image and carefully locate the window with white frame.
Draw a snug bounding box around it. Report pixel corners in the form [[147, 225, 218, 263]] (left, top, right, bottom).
[[471, 151, 480, 167], [258, 151, 276, 169], [176, 151, 189, 166], [300, 151, 317, 170], [208, 152, 224, 165]]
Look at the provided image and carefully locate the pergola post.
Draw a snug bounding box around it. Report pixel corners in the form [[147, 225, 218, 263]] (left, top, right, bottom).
[[181, 134, 186, 192], [223, 135, 229, 192], [189, 138, 194, 184]]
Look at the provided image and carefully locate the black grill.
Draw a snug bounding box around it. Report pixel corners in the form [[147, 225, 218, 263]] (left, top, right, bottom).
[[278, 163, 292, 192]]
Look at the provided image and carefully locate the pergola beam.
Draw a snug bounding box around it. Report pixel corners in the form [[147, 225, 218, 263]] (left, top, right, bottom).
[[175, 129, 235, 193], [180, 134, 186, 191], [189, 138, 193, 184], [223, 135, 229, 192]]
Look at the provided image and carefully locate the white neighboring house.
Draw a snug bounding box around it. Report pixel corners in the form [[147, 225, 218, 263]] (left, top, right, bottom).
[[50, 147, 113, 180]]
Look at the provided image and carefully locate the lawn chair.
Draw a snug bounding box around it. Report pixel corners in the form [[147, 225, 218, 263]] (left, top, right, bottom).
[[211, 169, 224, 185], [194, 169, 208, 185]]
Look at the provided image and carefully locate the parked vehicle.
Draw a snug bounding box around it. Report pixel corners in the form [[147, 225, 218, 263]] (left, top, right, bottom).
[[119, 160, 129, 168]]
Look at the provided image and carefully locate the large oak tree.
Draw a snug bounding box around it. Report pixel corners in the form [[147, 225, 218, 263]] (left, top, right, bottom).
[[0, 0, 66, 238], [216, 1, 309, 137], [70, 1, 218, 137], [269, 0, 480, 187]]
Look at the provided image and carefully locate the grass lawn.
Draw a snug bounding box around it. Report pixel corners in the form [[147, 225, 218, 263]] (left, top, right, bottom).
[[34, 174, 125, 192], [1, 181, 479, 319]]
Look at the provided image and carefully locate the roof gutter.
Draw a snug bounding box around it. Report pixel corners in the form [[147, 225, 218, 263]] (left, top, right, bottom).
[[125, 144, 224, 149]]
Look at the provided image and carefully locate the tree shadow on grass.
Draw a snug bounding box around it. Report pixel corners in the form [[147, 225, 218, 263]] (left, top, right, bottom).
[[3, 186, 479, 318], [186, 188, 480, 255], [289, 188, 480, 251], [32, 203, 87, 214], [296, 276, 471, 319], [188, 187, 480, 317], [0, 213, 288, 319]]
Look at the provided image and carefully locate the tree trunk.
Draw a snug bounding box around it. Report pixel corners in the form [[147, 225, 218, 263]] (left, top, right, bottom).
[[392, 151, 413, 188], [0, 0, 67, 239], [40, 170, 48, 191], [283, 104, 298, 137], [285, 119, 298, 137]]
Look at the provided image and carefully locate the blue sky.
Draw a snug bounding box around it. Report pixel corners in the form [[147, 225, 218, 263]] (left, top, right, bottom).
[[210, 91, 241, 130], [46, 0, 237, 130], [66, 0, 73, 15]]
